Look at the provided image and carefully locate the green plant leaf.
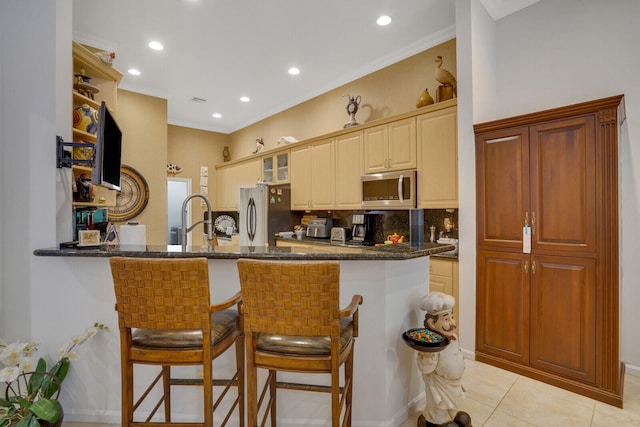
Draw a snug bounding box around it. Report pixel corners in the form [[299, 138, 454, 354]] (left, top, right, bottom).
[[48, 358, 70, 384], [0, 398, 12, 407], [28, 398, 60, 422], [14, 413, 39, 427], [27, 359, 49, 395]]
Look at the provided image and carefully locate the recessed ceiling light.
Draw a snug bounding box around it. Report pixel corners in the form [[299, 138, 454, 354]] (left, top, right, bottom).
[[212, 113, 222, 118], [288, 67, 300, 75], [376, 15, 392, 26], [148, 41, 164, 51], [240, 96, 250, 102], [128, 68, 141, 76]]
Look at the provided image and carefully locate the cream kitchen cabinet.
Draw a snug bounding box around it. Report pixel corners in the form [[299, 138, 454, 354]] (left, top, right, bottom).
[[290, 138, 335, 210], [429, 257, 459, 332], [262, 150, 289, 183], [276, 240, 365, 254], [417, 105, 457, 208], [334, 131, 363, 209], [363, 117, 416, 173], [216, 158, 261, 211]]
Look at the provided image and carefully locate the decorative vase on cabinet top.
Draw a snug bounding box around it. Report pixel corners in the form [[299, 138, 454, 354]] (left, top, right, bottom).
[[416, 89, 434, 108]]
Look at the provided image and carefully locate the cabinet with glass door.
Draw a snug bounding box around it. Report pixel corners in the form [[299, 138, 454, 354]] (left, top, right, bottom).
[[262, 151, 289, 183]]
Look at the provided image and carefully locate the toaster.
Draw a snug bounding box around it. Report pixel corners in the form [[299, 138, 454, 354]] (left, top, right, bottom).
[[306, 218, 333, 238], [330, 227, 352, 243]]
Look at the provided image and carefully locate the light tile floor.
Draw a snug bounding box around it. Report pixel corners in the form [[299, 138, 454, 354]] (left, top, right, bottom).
[[65, 359, 640, 427], [400, 359, 640, 427]]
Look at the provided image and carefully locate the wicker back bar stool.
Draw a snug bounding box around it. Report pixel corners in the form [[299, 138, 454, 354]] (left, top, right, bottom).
[[110, 257, 244, 427], [236, 259, 363, 427]]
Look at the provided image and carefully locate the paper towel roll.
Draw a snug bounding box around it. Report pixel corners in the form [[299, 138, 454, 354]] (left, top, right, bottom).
[[119, 223, 146, 250]]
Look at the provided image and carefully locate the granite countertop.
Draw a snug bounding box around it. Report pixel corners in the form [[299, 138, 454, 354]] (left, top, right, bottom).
[[276, 236, 459, 260], [33, 241, 455, 261]]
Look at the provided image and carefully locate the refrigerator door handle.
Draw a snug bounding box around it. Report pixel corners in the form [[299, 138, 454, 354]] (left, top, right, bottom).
[[247, 197, 256, 242]]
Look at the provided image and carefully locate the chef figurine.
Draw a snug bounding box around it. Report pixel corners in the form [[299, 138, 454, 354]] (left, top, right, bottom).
[[416, 292, 469, 427]]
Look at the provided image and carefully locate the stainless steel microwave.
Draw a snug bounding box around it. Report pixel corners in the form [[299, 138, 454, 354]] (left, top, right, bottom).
[[361, 170, 417, 209]]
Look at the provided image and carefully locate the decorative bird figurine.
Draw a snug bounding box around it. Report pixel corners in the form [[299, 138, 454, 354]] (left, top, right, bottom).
[[166, 163, 183, 175], [434, 55, 457, 97], [96, 51, 116, 66], [277, 136, 299, 145], [252, 138, 265, 154]]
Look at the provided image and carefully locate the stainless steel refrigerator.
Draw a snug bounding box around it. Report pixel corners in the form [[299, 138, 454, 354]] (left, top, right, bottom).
[[239, 183, 293, 246]]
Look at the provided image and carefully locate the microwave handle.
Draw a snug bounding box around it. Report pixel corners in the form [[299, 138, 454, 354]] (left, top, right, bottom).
[[398, 174, 404, 202]]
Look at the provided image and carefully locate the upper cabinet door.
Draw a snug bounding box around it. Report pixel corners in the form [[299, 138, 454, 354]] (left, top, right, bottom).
[[387, 117, 416, 171], [363, 118, 416, 173], [529, 116, 597, 255], [475, 126, 530, 250], [417, 107, 457, 208], [335, 131, 363, 209]]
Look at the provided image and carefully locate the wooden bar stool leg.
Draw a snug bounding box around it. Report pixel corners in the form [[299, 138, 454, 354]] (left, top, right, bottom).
[[346, 348, 354, 427], [270, 370, 277, 427], [123, 353, 133, 426], [235, 335, 245, 427], [247, 334, 259, 427], [162, 366, 171, 422]]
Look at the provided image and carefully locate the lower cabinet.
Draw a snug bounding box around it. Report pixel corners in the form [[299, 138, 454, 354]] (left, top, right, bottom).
[[429, 258, 459, 333], [476, 250, 597, 383], [275, 240, 373, 254]]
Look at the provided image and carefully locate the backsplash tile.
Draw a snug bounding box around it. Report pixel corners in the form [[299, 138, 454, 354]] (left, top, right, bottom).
[[293, 209, 458, 244]]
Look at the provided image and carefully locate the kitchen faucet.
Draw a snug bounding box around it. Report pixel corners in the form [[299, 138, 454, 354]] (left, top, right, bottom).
[[180, 193, 213, 249]]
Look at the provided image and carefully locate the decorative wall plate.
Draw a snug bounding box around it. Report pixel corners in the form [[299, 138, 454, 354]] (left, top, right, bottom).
[[214, 214, 236, 233], [108, 164, 149, 222]]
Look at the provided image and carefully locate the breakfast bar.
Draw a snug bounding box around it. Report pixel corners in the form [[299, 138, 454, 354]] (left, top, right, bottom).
[[33, 242, 453, 426]]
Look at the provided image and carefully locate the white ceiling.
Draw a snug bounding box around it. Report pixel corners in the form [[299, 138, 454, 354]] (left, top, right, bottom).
[[72, 0, 537, 134]]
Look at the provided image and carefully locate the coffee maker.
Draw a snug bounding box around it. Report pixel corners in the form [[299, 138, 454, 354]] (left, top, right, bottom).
[[352, 214, 376, 245]]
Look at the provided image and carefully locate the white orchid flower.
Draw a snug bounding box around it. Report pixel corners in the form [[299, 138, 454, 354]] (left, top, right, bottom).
[[0, 342, 29, 366], [19, 356, 38, 372], [0, 366, 20, 383]]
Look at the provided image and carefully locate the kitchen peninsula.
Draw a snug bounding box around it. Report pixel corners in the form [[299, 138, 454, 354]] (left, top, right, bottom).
[[33, 242, 453, 426]]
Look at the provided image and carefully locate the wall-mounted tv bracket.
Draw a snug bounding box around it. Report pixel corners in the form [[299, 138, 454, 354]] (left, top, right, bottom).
[[56, 135, 95, 168]]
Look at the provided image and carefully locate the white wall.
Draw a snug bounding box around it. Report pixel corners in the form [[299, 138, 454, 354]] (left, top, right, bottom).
[[0, 0, 70, 339], [462, 0, 640, 372]]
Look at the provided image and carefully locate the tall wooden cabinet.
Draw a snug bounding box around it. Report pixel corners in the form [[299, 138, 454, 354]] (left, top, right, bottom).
[[474, 95, 625, 407]]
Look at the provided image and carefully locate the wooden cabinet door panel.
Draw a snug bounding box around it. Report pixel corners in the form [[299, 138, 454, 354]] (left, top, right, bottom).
[[310, 139, 335, 209], [476, 127, 530, 250], [476, 251, 530, 364], [290, 145, 312, 209], [335, 132, 363, 209], [529, 255, 596, 383], [417, 107, 457, 208], [388, 117, 416, 170], [363, 125, 387, 173], [529, 116, 597, 255]]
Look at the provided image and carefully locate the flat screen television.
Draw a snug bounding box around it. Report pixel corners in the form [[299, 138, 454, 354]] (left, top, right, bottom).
[[92, 101, 122, 190]]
